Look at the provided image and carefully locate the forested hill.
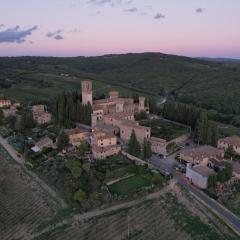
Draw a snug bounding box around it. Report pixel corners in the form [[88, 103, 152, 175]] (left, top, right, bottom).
[[0, 52, 240, 115]]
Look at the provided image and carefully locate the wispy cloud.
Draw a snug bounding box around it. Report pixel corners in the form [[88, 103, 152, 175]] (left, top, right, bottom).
[[0, 25, 38, 44], [196, 8, 205, 13], [88, 0, 122, 7], [46, 29, 64, 40], [46, 29, 63, 38], [154, 13, 165, 20], [54, 35, 64, 40], [124, 7, 138, 13]]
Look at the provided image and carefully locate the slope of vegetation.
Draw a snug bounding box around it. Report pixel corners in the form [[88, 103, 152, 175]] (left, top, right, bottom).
[[1, 53, 240, 115]]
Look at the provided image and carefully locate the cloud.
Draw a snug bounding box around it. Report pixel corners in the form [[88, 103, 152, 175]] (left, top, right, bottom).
[[88, 0, 122, 7], [124, 7, 138, 13], [46, 29, 64, 40], [89, 10, 101, 16], [0, 25, 38, 44], [196, 8, 205, 13], [54, 35, 64, 40], [0, 24, 5, 28], [46, 29, 63, 38], [154, 13, 165, 19]]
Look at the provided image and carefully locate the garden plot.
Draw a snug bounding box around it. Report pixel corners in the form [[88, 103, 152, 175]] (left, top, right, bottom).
[[0, 157, 61, 240], [140, 119, 188, 141]]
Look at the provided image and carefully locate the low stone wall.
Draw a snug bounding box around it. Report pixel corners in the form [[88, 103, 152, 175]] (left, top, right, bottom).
[[121, 151, 154, 169]]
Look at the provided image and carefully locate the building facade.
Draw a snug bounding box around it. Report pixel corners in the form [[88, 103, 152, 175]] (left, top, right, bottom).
[[218, 136, 240, 155], [91, 129, 121, 160]]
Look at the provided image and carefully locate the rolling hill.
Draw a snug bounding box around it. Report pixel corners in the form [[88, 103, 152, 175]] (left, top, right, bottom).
[[0, 52, 240, 115]]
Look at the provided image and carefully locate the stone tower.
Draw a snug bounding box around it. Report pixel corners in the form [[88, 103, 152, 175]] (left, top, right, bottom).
[[139, 96, 145, 111], [91, 113, 97, 128], [81, 80, 93, 105]]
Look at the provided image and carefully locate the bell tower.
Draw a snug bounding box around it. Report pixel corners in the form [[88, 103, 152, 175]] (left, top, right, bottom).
[[81, 80, 93, 105]]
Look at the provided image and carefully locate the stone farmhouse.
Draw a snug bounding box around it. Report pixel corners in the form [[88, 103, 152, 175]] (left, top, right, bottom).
[[32, 104, 52, 125], [218, 136, 240, 155], [65, 128, 90, 146], [179, 145, 224, 165], [91, 129, 121, 160], [81, 80, 167, 158], [31, 136, 54, 152]]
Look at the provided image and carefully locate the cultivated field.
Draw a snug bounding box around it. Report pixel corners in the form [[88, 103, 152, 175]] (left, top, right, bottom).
[[0, 157, 62, 240], [35, 184, 238, 240]]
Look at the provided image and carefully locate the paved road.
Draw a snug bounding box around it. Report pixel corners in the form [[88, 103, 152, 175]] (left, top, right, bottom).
[[0, 135, 67, 208], [0, 135, 24, 164], [150, 151, 240, 235]]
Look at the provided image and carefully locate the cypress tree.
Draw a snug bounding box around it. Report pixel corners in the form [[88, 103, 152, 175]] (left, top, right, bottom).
[[143, 138, 152, 160], [128, 130, 141, 157]]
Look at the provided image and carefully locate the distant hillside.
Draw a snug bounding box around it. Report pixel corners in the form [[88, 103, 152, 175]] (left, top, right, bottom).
[[0, 52, 240, 115]]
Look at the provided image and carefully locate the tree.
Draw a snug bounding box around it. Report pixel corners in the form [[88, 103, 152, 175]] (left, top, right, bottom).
[[143, 138, 152, 160], [77, 142, 88, 156], [225, 146, 237, 159], [65, 159, 82, 178], [208, 175, 217, 188], [127, 130, 141, 157], [74, 189, 86, 203], [0, 110, 3, 124], [57, 130, 69, 150], [134, 111, 147, 121]]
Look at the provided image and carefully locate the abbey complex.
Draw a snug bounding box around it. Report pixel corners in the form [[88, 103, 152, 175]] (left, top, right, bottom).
[[81, 80, 167, 160]]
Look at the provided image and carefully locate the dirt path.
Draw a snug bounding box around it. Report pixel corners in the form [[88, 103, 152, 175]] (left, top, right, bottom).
[[0, 135, 67, 209], [32, 183, 173, 239]]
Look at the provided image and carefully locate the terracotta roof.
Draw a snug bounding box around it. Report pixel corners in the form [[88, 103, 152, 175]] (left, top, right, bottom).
[[209, 158, 226, 168], [65, 128, 88, 135], [219, 136, 240, 148], [181, 145, 223, 160], [93, 130, 115, 140], [105, 112, 134, 120], [150, 137, 167, 143], [192, 165, 215, 178]]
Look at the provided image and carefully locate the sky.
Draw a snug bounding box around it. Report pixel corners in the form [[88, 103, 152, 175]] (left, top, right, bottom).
[[0, 0, 239, 58]]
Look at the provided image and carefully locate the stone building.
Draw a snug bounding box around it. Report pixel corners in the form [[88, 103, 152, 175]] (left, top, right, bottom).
[[91, 129, 121, 160], [149, 137, 167, 156], [32, 136, 53, 152], [65, 128, 90, 146], [179, 145, 224, 165], [218, 136, 240, 155], [186, 164, 215, 189], [32, 104, 52, 125], [81, 80, 93, 106]]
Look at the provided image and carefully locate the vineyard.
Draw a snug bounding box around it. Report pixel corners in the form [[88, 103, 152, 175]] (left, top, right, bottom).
[[36, 184, 238, 240], [0, 157, 61, 240]]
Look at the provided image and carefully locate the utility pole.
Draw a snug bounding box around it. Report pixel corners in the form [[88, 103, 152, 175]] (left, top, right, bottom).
[[127, 214, 130, 239]]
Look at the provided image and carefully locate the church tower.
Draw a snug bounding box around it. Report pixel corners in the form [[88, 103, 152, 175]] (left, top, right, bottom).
[[139, 96, 145, 111], [81, 80, 93, 105]]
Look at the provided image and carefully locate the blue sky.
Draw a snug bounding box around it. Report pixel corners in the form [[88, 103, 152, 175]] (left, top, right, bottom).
[[0, 0, 239, 58]]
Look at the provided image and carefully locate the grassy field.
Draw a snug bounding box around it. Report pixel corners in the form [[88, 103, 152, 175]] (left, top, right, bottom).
[[215, 121, 240, 137], [140, 118, 189, 141], [108, 174, 152, 196]]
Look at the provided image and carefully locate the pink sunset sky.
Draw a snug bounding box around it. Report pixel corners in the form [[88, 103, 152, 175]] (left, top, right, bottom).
[[0, 0, 239, 58]]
